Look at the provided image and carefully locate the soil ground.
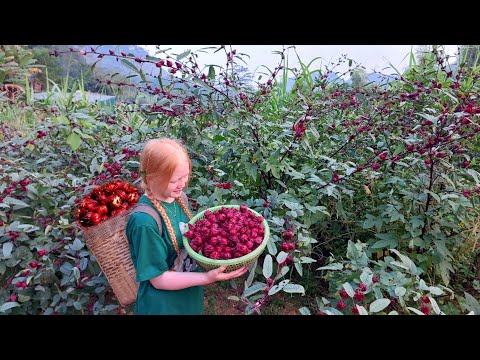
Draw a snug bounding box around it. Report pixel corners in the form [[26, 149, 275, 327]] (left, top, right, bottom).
[[203, 279, 305, 315]]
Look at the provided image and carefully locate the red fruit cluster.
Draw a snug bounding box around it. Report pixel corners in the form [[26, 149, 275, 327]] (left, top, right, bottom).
[[75, 180, 140, 228], [281, 241, 295, 252], [184, 205, 265, 260]]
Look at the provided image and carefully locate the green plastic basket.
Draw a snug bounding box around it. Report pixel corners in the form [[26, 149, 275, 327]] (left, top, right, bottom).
[[182, 205, 270, 272]]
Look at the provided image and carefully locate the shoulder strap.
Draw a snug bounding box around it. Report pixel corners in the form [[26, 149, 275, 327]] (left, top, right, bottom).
[[179, 191, 189, 209], [132, 203, 162, 236]]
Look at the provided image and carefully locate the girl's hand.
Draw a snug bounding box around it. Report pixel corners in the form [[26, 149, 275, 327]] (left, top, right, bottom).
[[207, 265, 248, 282]]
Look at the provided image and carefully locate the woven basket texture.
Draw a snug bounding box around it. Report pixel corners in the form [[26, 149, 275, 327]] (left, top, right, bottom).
[[81, 209, 138, 307]]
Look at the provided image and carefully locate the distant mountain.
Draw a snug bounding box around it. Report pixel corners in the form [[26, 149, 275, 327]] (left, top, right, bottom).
[[281, 70, 399, 92], [80, 45, 170, 86], [365, 72, 399, 85]]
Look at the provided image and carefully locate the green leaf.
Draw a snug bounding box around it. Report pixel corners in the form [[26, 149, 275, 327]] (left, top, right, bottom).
[[306, 175, 326, 186], [266, 237, 277, 255], [407, 307, 425, 315], [263, 254, 273, 279], [176, 50, 191, 60], [342, 282, 355, 298], [227, 296, 239, 301], [294, 261, 303, 276], [428, 286, 443, 296], [395, 286, 406, 297], [357, 305, 369, 315], [464, 292, 480, 315], [363, 214, 384, 231], [276, 251, 288, 264], [283, 200, 303, 211], [409, 216, 424, 229], [285, 167, 305, 180], [429, 297, 441, 315], [121, 59, 139, 73], [369, 298, 391, 313], [66, 132, 82, 151], [0, 302, 20, 313], [269, 279, 290, 295], [2, 196, 30, 209], [346, 240, 360, 260], [299, 307, 311, 315], [157, 74, 163, 90], [245, 163, 258, 181], [466, 169, 480, 184], [71, 238, 84, 251], [279, 265, 290, 277], [317, 263, 343, 271], [242, 282, 267, 297], [196, 196, 209, 206], [304, 204, 330, 216], [72, 267, 80, 280], [245, 258, 257, 288], [208, 65, 215, 80], [425, 190, 440, 203], [18, 294, 30, 302], [300, 256, 316, 264], [269, 217, 285, 227], [371, 239, 393, 249], [393, 143, 404, 156], [139, 69, 146, 83], [374, 233, 399, 247], [3, 242, 13, 257], [389, 249, 417, 275], [282, 283, 305, 295]]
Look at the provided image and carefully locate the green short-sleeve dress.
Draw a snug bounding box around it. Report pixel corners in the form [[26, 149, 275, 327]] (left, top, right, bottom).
[[126, 195, 204, 315]]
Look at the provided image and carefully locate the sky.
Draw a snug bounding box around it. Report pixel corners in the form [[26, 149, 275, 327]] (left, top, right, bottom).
[[142, 45, 459, 78]]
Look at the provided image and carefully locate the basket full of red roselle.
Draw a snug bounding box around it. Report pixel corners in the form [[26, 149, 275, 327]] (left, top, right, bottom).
[[182, 204, 270, 272], [74, 179, 141, 306]]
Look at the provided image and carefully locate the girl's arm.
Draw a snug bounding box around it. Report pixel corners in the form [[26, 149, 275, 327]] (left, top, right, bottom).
[[149, 266, 247, 290]]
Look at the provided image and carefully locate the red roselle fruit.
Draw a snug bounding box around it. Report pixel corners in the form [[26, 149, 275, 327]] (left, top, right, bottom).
[[184, 205, 265, 261], [75, 180, 141, 228]]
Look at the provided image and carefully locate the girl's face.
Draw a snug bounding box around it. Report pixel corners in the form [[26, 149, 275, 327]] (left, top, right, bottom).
[[151, 160, 190, 201]]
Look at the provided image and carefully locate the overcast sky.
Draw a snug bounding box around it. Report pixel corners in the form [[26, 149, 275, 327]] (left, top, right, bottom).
[[142, 45, 459, 78]]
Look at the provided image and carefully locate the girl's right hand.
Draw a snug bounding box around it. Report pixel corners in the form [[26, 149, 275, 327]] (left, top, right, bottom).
[[207, 265, 248, 282]]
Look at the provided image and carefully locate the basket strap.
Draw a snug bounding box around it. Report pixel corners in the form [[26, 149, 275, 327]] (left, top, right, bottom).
[[179, 191, 189, 209], [132, 204, 163, 237]]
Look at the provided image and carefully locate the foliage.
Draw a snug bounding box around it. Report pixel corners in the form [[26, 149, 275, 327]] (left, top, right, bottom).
[[26, 45, 114, 94], [298, 240, 479, 315], [1, 45, 480, 315], [0, 45, 39, 86]]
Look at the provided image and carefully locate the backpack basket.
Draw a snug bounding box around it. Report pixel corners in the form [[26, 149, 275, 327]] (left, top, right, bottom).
[[80, 194, 188, 307], [81, 208, 138, 307]]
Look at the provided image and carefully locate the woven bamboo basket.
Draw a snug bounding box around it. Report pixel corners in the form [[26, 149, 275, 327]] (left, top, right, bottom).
[[80, 209, 138, 307], [182, 205, 270, 272]]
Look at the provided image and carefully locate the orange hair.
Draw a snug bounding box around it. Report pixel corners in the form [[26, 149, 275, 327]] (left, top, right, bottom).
[[139, 138, 193, 269], [140, 138, 191, 192]]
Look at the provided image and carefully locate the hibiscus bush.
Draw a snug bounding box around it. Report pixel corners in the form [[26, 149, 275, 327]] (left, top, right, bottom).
[[1, 45, 479, 314]]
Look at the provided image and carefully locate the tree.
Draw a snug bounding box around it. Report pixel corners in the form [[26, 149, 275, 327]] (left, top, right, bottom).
[[415, 45, 432, 67], [459, 45, 480, 68], [26, 45, 114, 94], [351, 67, 368, 88]]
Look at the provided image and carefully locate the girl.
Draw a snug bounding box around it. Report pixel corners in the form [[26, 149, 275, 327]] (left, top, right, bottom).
[[126, 138, 247, 315]]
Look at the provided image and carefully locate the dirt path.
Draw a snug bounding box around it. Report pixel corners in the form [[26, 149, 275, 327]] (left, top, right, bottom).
[[203, 281, 303, 315]]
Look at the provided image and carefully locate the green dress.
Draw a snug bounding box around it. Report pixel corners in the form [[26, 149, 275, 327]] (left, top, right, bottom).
[[126, 195, 204, 315]]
